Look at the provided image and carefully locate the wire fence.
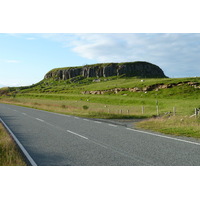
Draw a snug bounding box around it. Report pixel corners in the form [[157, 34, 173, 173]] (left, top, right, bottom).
[[93, 105, 200, 118]]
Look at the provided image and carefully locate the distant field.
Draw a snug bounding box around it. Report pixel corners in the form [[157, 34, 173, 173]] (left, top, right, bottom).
[[1, 76, 200, 137]]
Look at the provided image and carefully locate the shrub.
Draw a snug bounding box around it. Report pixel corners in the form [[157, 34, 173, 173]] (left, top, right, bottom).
[[61, 104, 66, 108], [83, 105, 89, 110]]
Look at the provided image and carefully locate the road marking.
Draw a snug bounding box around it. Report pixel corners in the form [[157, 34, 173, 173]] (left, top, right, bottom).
[[35, 118, 44, 122], [83, 119, 89, 121], [74, 117, 79, 119], [128, 128, 200, 146], [89, 138, 150, 165], [22, 113, 27, 115], [94, 121, 102, 124], [67, 130, 88, 140], [8, 108, 17, 112], [126, 128, 133, 131], [56, 113, 70, 117], [108, 124, 118, 127], [90, 140, 108, 149], [0, 117, 37, 166], [16, 106, 72, 118]]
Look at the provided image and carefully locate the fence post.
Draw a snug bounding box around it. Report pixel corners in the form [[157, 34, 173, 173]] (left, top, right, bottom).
[[195, 108, 198, 118], [156, 105, 159, 116], [195, 108, 200, 118], [173, 107, 176, 116], [142, 106, 144, 114]]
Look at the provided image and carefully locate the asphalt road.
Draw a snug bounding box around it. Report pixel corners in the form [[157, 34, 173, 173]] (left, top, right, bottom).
[[1, 103, 200, 166]]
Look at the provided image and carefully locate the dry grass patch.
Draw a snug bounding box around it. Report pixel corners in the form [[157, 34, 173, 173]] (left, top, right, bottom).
[[0, 123, 27, 166], [0, 98, 150, 118]]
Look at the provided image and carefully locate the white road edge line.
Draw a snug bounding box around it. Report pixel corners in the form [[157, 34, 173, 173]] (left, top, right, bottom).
[[67, 130, 88, 140], [127, 128, 200, 146], [83, 119, 89, 121], [0, 117, 37, 166], [35, 118, 44, 122], [53, 112, 70, 117]]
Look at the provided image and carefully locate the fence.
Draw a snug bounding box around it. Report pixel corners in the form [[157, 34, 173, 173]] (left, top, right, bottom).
[[94, 105, 180, 117], [190, 108, 200, 118]]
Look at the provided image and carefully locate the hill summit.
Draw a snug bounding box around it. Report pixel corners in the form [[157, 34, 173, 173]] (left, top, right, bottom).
[[44, 61, 167, 80]]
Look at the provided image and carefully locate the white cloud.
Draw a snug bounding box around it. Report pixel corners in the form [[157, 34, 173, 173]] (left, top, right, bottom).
[[5, 59, 20, 63], [62, 33, 200, 77], [0, 78, 34, 87], [26, 37, 36, 40]]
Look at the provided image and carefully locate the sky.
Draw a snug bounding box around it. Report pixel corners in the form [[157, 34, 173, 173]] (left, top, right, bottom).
[[0, 33, 200, 87]]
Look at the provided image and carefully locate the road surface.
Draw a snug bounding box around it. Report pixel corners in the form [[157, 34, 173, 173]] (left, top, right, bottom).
[[0, 103, 200, 166]]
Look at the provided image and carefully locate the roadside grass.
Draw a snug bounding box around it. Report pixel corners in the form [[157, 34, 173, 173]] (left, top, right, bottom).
[[1, 91, 199, 117], [136, 116, 200, 138], [0, 97, 151, 118], [0, 123, 27, 166]]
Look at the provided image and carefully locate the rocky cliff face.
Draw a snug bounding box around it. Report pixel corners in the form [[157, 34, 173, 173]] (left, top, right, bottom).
[[44, 61, 167, 80]]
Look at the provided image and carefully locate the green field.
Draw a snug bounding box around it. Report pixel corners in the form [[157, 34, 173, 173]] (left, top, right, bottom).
[[1, 76, 200, 138]]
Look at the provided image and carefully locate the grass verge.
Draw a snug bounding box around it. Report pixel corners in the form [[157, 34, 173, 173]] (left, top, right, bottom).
[[136, 116, 200, 138], [0, 123, 27, 166], [0, 98, 150, 119]]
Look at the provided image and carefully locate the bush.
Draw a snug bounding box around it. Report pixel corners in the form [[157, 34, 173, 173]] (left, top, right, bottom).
[[61, 105, 66, 108], [83, 105, 89, 110]]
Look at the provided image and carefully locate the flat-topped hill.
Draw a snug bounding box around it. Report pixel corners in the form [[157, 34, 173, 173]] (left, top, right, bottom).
[[44, 61, 167, 80]]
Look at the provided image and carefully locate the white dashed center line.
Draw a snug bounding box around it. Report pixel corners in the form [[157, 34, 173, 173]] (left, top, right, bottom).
[[35, 118, 44, 122], [94, 121, 102, 124], [67, 130, 88, 140], [108, 124, 118, 127]]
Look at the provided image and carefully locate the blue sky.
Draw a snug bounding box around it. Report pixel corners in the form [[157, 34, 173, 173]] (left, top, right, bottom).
[[1, 33, 200, 87]]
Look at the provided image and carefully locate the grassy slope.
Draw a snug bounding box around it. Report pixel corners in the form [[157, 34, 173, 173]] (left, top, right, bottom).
[[1, 76, 200, 138]]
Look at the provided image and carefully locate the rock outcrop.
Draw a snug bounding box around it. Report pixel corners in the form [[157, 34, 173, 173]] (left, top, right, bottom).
[[81, 81, 200, 95], [44, 61, 167, 80]]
